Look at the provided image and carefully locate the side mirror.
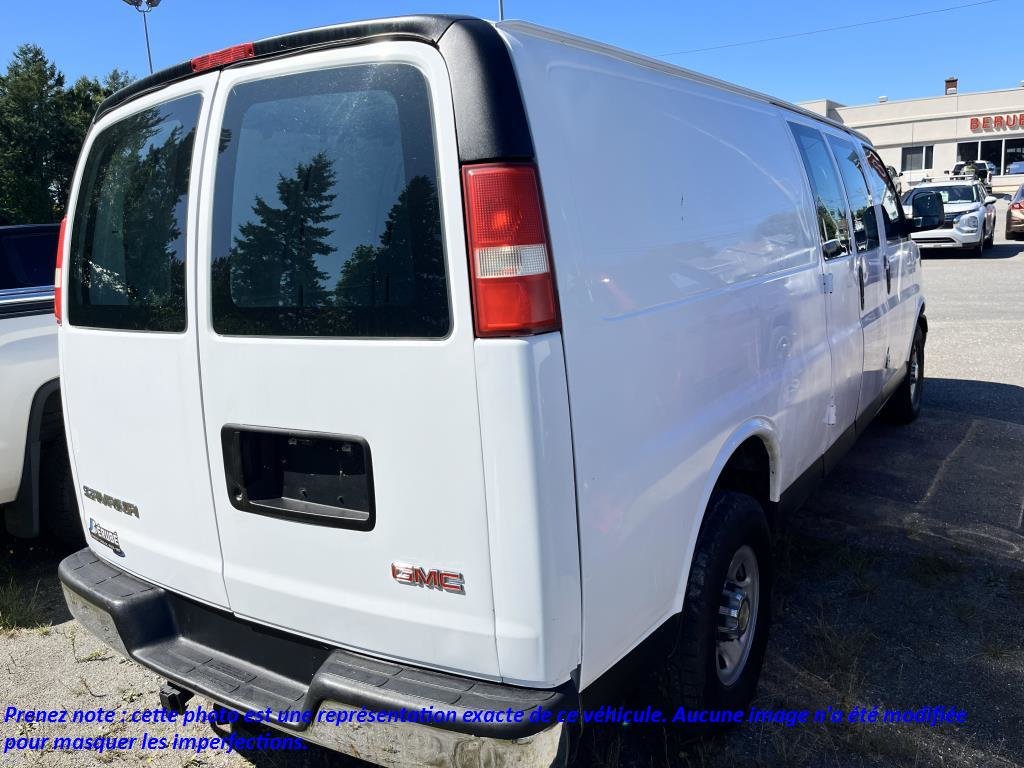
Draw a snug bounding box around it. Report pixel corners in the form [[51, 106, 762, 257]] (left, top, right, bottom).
[[910, 190, 944, 232], [985, 196, 997, 205]]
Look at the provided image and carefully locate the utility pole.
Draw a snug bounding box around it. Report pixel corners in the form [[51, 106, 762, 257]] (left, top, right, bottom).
[[498, 0, 504, 21], [121, 0, 163, 75]]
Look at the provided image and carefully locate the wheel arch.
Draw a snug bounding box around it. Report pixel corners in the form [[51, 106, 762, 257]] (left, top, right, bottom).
[[670, 420, 779, 615], [3, 378, 61, 538]]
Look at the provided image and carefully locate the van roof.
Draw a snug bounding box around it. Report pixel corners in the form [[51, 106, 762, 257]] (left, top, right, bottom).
[[96, 14, 870, 149], [497, 21, 872, 146]]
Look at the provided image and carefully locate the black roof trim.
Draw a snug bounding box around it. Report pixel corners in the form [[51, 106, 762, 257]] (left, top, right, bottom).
[[96, 15, 465, 120], [92, 14, 534, 164]]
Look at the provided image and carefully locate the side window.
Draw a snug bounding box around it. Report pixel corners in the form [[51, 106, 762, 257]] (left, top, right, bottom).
[[863, 147, 904, 242], [789, 122, 851, 257], [0, 229, 57, 290], [69, 94, 201, 332], [827, 136, 879, 252]]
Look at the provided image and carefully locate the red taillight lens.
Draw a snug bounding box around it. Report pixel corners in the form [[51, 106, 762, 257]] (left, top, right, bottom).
[[190, 42, 254, 73], [54, 217, 66, 325], [1012, 201, 1024, 210], [462, 164, 559, 337]]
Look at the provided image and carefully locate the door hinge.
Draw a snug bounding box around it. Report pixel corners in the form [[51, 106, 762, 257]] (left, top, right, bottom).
[[825, 397, 837, 426], [821, 273, 834, 294]]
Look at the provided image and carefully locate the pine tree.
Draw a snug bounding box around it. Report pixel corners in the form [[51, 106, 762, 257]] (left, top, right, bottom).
[[229, 152, 337, 308]]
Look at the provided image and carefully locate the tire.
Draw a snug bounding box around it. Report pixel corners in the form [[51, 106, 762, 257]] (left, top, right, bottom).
[[964, 239, 983, 255], [666, 491, 772, 720], [884, 325, 925, 425], [983, 227, 994, 249], [40, 436, 84, 549]]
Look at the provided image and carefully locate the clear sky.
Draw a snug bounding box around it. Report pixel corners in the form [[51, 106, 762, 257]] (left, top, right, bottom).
[[0, 0, 1016, 106]]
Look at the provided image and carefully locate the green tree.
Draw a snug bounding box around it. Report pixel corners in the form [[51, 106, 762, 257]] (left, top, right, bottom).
[[0, 43, 132, 224], [227, 152, 337, 309]]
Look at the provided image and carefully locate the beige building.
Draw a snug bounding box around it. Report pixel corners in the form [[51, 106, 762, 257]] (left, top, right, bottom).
[[801, 77, 1024, 194]]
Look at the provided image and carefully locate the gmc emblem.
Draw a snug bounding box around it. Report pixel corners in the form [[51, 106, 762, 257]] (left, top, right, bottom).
[[391, 563, 465, 595]]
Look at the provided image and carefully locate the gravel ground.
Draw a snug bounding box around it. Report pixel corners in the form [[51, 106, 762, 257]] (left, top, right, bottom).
[[2, 203, 1022, 768]]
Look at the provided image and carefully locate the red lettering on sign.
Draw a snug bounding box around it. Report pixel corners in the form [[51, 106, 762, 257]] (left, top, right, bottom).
[[994, 115, 1005, 129], [970, 117, 981, 131]]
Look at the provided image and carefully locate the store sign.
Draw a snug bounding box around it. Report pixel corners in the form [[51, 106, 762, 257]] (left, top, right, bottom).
[[970, 114, 1024, 132]]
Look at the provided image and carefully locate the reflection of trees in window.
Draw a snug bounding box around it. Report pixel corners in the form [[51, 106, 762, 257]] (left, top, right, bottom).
[[335, 174, 446, 336], [226, 152, 336, 308], [816, 201, 849, 252], [75, 105, 194, 330]]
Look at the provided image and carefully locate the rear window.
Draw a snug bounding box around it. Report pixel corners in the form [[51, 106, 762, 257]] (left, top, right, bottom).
[[210, 63, 449, 338], [68, 95, 201, 332], [0, 228, 57, 290]]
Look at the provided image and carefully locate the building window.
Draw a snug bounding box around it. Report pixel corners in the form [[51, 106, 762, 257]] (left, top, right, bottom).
[[901, 145, 933, 171], [956, 142, 979, 162], [1004, 138, 1024, 174], [980, 139, 1003, 175]]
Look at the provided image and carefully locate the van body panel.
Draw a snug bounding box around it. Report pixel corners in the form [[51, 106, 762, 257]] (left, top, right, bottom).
[[59, 73, 229, 607], [500, 25, 834, 687], [473, 334, 581, 686], [192, 43, 501, 677]]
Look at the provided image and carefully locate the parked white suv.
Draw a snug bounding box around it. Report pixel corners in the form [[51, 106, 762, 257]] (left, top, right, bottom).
[[902, 181, 997, 253], [57, 16, 942, 766], [1, 224, 80, 546]]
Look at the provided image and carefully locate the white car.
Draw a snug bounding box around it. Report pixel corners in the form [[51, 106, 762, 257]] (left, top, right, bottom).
[[56, 16, 938, 767], [0, 224, 80, 546], [902, 181, 997, 252]]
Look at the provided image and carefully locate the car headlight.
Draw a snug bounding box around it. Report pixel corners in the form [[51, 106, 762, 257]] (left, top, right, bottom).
[[956, 215, 979, 232]]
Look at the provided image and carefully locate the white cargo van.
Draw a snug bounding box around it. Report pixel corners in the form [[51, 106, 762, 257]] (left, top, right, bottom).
[[57, 16, 945, 767]]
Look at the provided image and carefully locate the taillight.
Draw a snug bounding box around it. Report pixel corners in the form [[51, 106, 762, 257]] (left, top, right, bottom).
[[54, 217, 66, 324], [1012, 201, 1024, 210], [461, 163, 559, 337], [190, 42, 254, 73]]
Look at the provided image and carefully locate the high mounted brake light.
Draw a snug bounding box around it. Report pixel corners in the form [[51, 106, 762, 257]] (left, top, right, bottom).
[[54, 217, 66, 324], [190, 42, 255, 73], [461, 164, 559, 337]]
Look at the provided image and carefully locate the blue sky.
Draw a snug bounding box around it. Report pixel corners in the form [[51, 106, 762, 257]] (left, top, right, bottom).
[[0, 0, 1016, 106]]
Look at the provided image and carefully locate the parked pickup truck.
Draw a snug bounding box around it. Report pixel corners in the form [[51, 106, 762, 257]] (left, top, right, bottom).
[[56, 15, 945, 767], [1, 223, 80, 546]]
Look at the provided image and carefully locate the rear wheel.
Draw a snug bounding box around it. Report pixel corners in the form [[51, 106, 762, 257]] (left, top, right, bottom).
[[666, 491, 772, 719], [884, 325, 924, 424]]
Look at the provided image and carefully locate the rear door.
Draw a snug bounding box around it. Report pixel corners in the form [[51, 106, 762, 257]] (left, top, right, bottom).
[[194, 43, 501, 677], [60, 75, 229, 606]]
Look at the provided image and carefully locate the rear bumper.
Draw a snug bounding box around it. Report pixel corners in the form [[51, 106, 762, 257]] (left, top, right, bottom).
[[59, 548, 573, 766]]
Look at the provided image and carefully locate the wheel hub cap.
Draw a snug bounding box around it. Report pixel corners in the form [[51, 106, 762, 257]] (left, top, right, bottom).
[[715, 545, 759, 686]]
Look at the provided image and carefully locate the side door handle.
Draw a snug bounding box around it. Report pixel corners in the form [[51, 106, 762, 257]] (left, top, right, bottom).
[[856, 258, 865, 310], [884, 253, 892, 294]]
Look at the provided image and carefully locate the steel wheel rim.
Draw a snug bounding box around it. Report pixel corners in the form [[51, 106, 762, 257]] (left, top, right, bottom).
[[716, 544, 759, 686]]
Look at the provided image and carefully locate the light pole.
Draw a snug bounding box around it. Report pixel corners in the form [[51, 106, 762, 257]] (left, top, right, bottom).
[[121, 0, 162, 74]]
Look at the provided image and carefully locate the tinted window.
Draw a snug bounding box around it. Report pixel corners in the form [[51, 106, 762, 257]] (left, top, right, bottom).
[[211, 64, 448, 338], [0, 229, 57, 290], [68, 95, 200, 331], [790, 123, 851, 257], [863, 148, 903, 241], [827, 136, 878, 252], [904, 185, 979, 205], [957, 142, 979, 162], [901, 145, 933, 172]]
